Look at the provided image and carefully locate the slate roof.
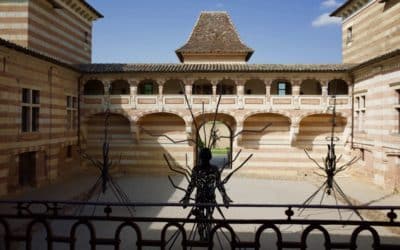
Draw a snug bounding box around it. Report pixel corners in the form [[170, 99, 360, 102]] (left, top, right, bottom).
[[175, 11, 254, 62], [78, 63, 353, 73]]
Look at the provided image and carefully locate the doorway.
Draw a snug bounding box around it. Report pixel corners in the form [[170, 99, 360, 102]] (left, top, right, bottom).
[[198, 121, 232, 169], [19, 152, 36, 187]]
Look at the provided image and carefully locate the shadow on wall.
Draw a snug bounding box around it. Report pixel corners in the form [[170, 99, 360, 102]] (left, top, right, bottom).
[[296, 114, 347, 150], [241, 113, 291, 150]]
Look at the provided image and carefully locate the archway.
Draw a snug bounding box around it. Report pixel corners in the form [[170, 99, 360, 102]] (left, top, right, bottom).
[[193, 79, 212, 95], [138, 112, 189, 172], [298, 113, 347, 148], [217, 79, 236, 95], [328, 79, 348, 95], [300, 79, 322, 95], [84, 80, 104, 95], [138, 80, 158, 95], [85, 113, 134, 171], [194, 113, 236, 168], [244, 79, 265, 95], [164, 79, 184, 95], [110, 80, 130, 95], [271, 80, 292, 95]]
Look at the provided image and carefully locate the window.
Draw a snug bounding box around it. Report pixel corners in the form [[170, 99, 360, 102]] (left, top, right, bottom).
[[354, 94, 366, 132], [346, 26, 353, 44], [66, 96, 78, 130], [278, 83, 287, 96], [21, 88, 40, 132], [271, 81, 291, 95]]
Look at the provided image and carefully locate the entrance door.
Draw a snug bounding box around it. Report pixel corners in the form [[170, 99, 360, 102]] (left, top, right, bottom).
[[19, 152, 36, 187]]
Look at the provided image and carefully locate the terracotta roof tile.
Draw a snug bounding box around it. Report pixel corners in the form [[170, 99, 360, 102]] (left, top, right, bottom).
[[78, 63, 353, 73], [176, 12, 254, 62]]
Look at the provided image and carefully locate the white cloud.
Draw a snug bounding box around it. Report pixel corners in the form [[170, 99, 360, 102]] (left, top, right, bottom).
[[312, 13, 341, 27], [321, 0, 341, 8]]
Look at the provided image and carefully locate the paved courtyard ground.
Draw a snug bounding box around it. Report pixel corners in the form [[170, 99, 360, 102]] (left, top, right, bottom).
[[1, 170, 399, 249]]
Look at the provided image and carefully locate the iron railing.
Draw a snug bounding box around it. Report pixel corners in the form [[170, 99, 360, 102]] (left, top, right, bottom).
[[0, 200, 399, 249]]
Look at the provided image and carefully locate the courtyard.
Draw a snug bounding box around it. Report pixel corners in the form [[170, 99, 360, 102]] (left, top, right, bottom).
[[1, 169, 399, 249]]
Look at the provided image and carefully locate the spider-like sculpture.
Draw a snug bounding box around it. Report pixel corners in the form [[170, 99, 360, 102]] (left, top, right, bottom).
[[77, 91, 134, 216], [142, 85, 270, 244], [300, 95, 361, 220]]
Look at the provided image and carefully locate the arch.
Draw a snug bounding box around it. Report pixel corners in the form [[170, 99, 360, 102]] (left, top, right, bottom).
[[244, 79, 265, 95], [300, 225, 331, 250], [193, 79, 212, 95], [161, 223, 187, 250], [84, 80, 104, 95], [194, 112, 237, 129], [217, 79, 236, 95], [350, 225, 380, 250], [271, 79, 292, 96], [242, 113, 291, 147], [328, 79, 349, 95], [298, 113, 347, 146], [83, 110, 133, 125], [138, 112, 187, 142], [209, 223, 237, 249], [110, 80, 130, 95], [115, 221, 143, 250], [137, 111, 187, 127], [84, 113, 135, 169], [243, 110, 292, 124], [300, 79, 322, 95], [138, 79, 158, 95], [70, 220, 96, 250], [255, 223, 283, 250], [26, 219, 53, 250], [164, 79, 184, 95]]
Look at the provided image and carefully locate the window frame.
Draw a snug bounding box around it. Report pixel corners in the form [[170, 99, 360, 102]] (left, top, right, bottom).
[[21, 88, 40, 133], [66, 95, 78, 130]]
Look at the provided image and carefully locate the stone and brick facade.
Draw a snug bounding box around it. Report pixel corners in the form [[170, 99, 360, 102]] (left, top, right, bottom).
[[0, 0, 398, 196]]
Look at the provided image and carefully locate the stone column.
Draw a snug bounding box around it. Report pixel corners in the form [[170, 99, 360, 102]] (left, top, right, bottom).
[[289, 120, 299, 145], [103, 80, 111, 95], [237, 80, 244, 109], [185, 80, 193, 96], [158, 83, 164, 96], [265, 79, 272, 103], [211, 80, 218, 96], [321, 80, 329, 107], [129, 80, 138, 108], [292, 80, 301, 108], [103, 80, 111, 109]]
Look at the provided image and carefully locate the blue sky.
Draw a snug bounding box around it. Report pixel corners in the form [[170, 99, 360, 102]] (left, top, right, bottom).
[[87, 0, 344, 64]]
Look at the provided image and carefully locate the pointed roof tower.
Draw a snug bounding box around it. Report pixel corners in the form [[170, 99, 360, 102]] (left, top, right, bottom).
[[176, 11, 254, 64]]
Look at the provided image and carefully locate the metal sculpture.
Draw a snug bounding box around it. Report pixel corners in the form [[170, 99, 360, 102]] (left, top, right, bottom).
[[78, 89, 134, 215], [142, 84, 270, 244], [300, 93, 361, 220]]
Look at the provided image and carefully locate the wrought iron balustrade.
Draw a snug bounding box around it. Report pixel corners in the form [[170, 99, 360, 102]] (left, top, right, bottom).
[[0, 200, 399, 249]]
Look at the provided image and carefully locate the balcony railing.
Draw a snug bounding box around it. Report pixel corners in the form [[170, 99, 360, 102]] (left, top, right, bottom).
[[82, 94, 352, 112], [0, 200, 399, 249]]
